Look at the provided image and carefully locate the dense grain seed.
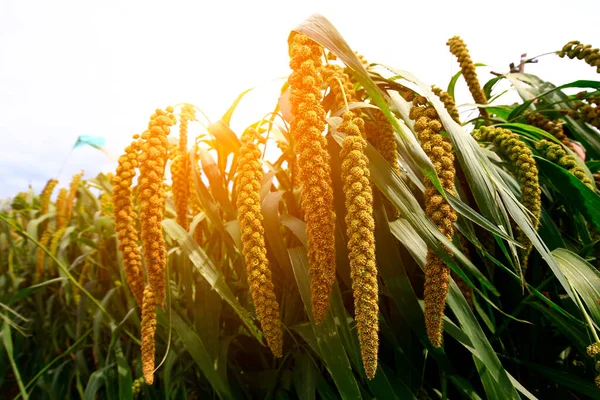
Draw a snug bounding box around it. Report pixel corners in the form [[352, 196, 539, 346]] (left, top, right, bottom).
[[48, 226, 67, 276], [474, 127, 542, 270], [410, 96, 457, 347], [432, 86, 460, 124], [235, 127, 283, 357], [447, 36, 489, 118], [34, 229, 53, 283], [55, 188, 68, 230], [138, 107, 176, 305], [288, 32, 336, 324], [113, 137, 145, 306], [141, 285, 157, 385], [65, 171, 83, 222], [526, 113, 573, 150], [170, 154, 190, 229], [39, 179, 58, 232], [558, 41, 600, 73], [535, 139, 594, 190], [338, 111, 379, 379]]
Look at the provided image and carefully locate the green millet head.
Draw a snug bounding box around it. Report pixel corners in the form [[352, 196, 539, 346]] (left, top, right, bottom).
[[474, 126, 541, 270], [558, 41, 600, 73], [535, 139, 594, 189]]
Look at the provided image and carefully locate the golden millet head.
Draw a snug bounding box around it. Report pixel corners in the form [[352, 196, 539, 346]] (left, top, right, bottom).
[[339, 111, 379, 379], [113, 137, 145, 306], [288, 32, 336, 324], [170, 153, 190, 230], [432, 86, 460, 124], [34, 229, 53, 284], [446, 36, 488, 118], [587, 342, 600, 356], [40, 179, 58, 216], [410, 98, 457, 347], [141, 285, 157, 385], [365, 109, 400, 220], [65, 171, 84, 222], [138, 108, 176, 305], [236, 127, 283, 357], [55, 188, 68, 230]]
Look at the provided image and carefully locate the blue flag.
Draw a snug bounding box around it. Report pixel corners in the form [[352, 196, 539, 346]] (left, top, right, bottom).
[[73, 135, 106, 150]]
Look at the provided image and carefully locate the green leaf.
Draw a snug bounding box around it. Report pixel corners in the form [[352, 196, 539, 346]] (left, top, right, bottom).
[[162, 219, 263, 343], [371, 206, 483, 397], [161, 309, 233, 400], [114, 341, 133, 400], [447, 63, 487, 100], [528, 302, 588, 355], [1, 322, 28, 400], [514, 359, 600, 399], [292, 352, 318, 400], [288, 248, 362, 400], [535, 156, 600, 229], [553, 248, 600, 328], [8, 277, 67, 303], [586, 160, 600, 173], [84, 364, 113, 400], [507, 73, 600, 158]]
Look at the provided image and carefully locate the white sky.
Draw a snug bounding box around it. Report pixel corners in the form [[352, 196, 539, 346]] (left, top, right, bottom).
[[1, 0, 598, 198]]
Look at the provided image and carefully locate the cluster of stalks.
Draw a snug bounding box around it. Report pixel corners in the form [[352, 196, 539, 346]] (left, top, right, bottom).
[[103, 30, 600, 387]]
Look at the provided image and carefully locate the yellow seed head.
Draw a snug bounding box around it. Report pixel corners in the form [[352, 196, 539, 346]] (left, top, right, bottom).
[[587, 341, 600, 356], [432, 86, 460, 124], [39, 179, 58, 231], [235, 127, 283, 357], [179, 103, 195, 153], [139, 108, 176, 305], [99, 192, 113, 216], [410, 97, 457, 347], [74, 258, 92, 304], [170, 154, 190, 229], [446, 36, 488, 118], [188, 148, 204, 245], [55, 188, 68, 230], [34, 229, 53, 283], [474, 127, 542, 269], [338, 112, 379, 379], [288, 33, 336, 324], [65, 171, 83, 222], [141, 285, 157, 385], [365, 109, 400, 220], [48, 226, 67, 276], [322, 63, 357, 111], [113, 137, 145, 306]]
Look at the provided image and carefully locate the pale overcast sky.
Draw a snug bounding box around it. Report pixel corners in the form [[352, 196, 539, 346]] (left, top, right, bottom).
[[1, 0, 598, 198]]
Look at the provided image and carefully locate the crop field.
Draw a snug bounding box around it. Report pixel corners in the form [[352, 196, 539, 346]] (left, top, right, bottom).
[[1, 13, 600, 400]]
